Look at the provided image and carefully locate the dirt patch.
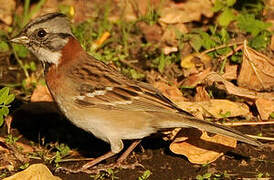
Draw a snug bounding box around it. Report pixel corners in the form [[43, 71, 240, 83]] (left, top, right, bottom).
[[1, 104, 272, 179]]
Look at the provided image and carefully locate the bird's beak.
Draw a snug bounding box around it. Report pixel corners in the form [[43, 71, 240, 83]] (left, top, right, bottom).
[[10, 34, 30, 44]]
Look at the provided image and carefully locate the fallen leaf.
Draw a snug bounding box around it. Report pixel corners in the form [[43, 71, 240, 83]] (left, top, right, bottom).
[[181, 54, 196, 69], [238, 41, 274, 91], [170, 129, 236, 164], [159, 0, 213, 24], [31, 85, 53, 102], [116, 0, 138, 21], [0, 0, 16, 25], [3, 164, 62, 180], [153, 81, 188, 103], [137, 22, 163, 44], [73, 0, 97, 22], [182, 68, 211, 88], [271, 35, 274, 51], [255, 98, 274, 120], [181, 53, 212, 70], [194, 86, 210, 101], [176, 99, 250, 119], [222, 63, 238, 80], [161, 24, 188, 47], [206, 72, 274, 101]]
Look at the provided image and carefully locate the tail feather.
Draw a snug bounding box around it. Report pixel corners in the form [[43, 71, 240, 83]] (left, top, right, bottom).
[[152, 112, 262, 147]]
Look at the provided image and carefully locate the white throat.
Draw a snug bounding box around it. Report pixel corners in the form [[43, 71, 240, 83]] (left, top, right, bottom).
[[32, 47, 62, 65]]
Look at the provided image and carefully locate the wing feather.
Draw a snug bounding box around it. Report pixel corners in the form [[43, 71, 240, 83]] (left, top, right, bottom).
[[68, 55, 181, 113]]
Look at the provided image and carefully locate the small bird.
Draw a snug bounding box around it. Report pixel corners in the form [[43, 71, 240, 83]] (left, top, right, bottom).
[[11, 13, 261, 172]]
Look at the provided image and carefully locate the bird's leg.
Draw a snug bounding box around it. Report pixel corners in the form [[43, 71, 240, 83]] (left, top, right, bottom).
[[57, 140, 142, 174], [81, 151, 116, 170], [83, 140, 142, 169], [117, 140, 141, 164], [97, 140, 143, 171]]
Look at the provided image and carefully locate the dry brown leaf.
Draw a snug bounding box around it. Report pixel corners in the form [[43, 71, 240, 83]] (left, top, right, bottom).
[[271, 35, 274, 51], [176, 99, 250, 119], [206, 72, 274, 101], [170, 130, 236, 164], [159, 0, 213, 24], [161, 24, 188, 47], [153, 81, 188, 103], [31, 85, 53, 102], [73, 0, 96, 22], [222, 63, 238, 80], [182, 68, 211, 87], [255, 98, 274, 120], [137, 22, 163, 44], [194, 86, 210, 101], [3, 164, 62, 180], [30, 0, 59, 18], [0, 0, 16, 25], [238, 41, 274, 91]]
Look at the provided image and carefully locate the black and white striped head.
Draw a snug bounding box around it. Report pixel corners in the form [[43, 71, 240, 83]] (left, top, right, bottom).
[[11, 13, 73, 65]]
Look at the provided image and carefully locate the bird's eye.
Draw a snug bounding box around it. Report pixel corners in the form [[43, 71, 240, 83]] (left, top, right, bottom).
[[37, 29, 47, 38]]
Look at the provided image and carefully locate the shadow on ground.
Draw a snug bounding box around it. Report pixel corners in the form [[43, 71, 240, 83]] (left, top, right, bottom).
[[5, 102, 274, 179]]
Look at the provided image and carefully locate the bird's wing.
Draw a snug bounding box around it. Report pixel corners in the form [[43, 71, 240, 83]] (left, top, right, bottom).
[[68, 56, 182, 113]]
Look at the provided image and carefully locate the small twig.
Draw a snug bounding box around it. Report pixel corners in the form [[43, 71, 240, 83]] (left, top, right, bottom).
[[246, 135, 274, 141], [29, 156, 42, 160], [57, 157, 94, 163], [0, 83, 22, 87], [201, 41, 244, 55], [119, 59, 145, 74], [11, 45, 29, 78], [219, 44, 243, 62], [222, 121, 274, 127]]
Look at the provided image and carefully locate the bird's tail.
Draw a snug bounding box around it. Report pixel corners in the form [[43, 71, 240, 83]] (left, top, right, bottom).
[[151, 112, 262, 147]]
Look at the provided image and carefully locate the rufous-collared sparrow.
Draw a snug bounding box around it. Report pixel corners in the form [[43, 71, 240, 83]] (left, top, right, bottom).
[[11, 13, 261, 173]]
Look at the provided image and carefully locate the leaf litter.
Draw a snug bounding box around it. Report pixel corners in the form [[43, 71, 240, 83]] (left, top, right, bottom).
[[0, 0, 274, 179]]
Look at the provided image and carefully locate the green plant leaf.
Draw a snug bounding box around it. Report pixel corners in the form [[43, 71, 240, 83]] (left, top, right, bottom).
[[158, 54, 166, 72], [226, 0, 236, 6], [0, 41, 9, 52], [1, 106, 9, 116], [13, 44, 29, 58], [217, 8, 236, 27], [0, 115, 3, 127], [190, 34, 202, 52], [4, 94, 15, 105], [30, 61, 37, 71], [0, 87, 9, 104], [220, 28, 230, 43], [249, 31, 271, 50], [270, 112, 274, 119], [237, 14, 271, 37], [200, 32, 216, 49], [231, 51, 242, 63], [212, 0, 225, 12], [138, 170, 151, 180]]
